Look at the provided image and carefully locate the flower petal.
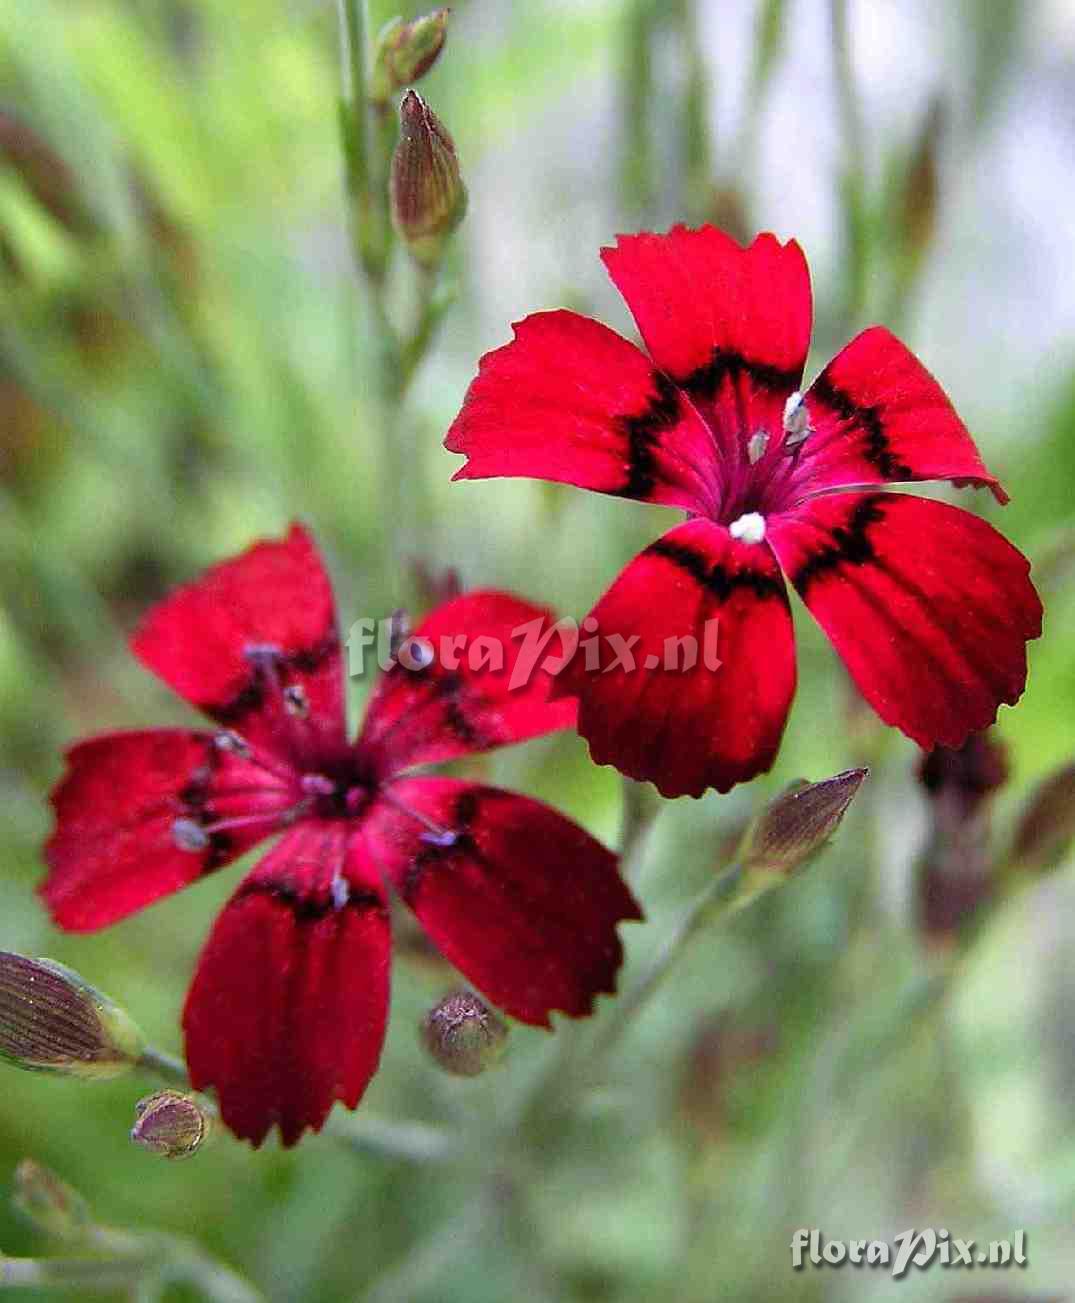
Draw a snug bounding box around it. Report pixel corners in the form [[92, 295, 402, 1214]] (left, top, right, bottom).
[[444, 309, 720, 513], [131, 524, 346, 762], [367, 779, 640, 1027], [42, 730, 292, 931], [788, 326, 1007, 502], [555, 519, 796, 799], [183, 822, 390, 1147], [359, 590, 576, 775], [767, 492, 1042, 749], [602, 227, 811, 464]]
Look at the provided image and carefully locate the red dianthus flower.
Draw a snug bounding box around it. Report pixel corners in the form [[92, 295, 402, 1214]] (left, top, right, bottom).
[[446, 225, 1043, 797], [41, 526, 640, 1145]]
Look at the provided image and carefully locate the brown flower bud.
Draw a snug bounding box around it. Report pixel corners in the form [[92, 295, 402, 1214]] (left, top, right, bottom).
[[370, 9, 450, 107], [131, 1091, 213, 1160], [742, 769, 868, 880], [12, 1160, 91, 1240], [916, 732, 1009, 945], [421, 991, 507, 1077], [390, 91, 466, 267], [1011, 761, 1075, 873], [0, 954, 145, 1079]]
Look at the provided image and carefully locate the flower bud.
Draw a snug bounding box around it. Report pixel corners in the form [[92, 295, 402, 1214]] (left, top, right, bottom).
[[131, 1091, 213, 1159], [370, 9, 450, 107], [390, 91, 467, 267], [421, 990, 507, 1077], [916, 733, 1008, 945], [1011, 761, 1075, 873], [0, 954, 145, 1079], [12, 1160, 91, 1240], [742, 769, 868, 880]]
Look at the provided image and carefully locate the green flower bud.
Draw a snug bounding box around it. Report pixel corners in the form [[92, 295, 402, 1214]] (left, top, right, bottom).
[[742, 769, 868, 881], [421, 991, 507, 1077], [131, 1091, 213, 1160], [370, 9, 450, 107], [12, 1160, 91, 1240], [390, 91, 466, 267], [0, 954, 145, 1079]]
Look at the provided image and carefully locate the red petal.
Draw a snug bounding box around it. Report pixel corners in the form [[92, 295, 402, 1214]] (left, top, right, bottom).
[[367, 779, 640, 1026], [788, 326, 1007, 503], [767, 492, 1042, 749], [42, 730, 293, 931], [604, 226, 802, 411], [183, 822, 390, 1147], [555, 520, 796, 799], [131, 524, 346, 762], [444, 309, 720, 513], [359, 590, 576, 775]]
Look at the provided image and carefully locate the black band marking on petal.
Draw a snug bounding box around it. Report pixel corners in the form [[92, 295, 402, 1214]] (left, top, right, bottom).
[[792, 495, 887, 594], [236, 879, 383, 922], [616, 371, 683, 499], [648, 539, 789, 605], [215, 632, 340, 725], [681, 349, 801, 404], [810, 373, 914, 480], [400, 787, 516, 903]]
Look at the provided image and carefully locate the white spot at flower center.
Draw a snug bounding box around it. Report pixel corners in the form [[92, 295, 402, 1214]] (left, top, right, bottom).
[[729, 512, 767, 545], [331, 875, 350, 910]]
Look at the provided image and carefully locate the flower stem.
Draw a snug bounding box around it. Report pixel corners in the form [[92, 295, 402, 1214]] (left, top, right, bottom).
[[830, 0, 869, 325], [590, 861, 750, 1062], [136, 1044, 189, 1089], [136, 1043, 452, 1164]]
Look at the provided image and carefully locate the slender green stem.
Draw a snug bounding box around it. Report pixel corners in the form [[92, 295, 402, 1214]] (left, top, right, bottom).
[[328, 1116, 457, 1164], [830, 0, 869, 324], [136, 1043, 451, 1164], [621, 0, 659, 217], [136, 1044, 190, 1089], [590, 861, 748, 1063], [0, 1254, 159, 1291]]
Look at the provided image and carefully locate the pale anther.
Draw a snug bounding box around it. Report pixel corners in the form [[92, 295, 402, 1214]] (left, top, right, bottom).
[[172, 818, 210, 853], [283, 684, 309, 718], [782, 390, 811, 447]]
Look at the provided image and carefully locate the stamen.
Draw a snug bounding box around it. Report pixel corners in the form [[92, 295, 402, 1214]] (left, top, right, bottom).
[[212, 731, 293, 785], [782, 391, 811, 448], [301, 773, 336, 797], [729, 512, 767, 545], [242, 643, 315, 756], [170, 798, 313, 853], [388, 608, 410, 661], [172, 818, 210, 852], [283, 685, 309, 718], [379, 785, 457, 847], [213, 730, 251, 759], [330, 875, 350, 910], [747, 430, 769, 465], [397, 636, 435, 672]]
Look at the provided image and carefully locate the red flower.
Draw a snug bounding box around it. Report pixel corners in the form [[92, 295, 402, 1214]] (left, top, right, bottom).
[[445, 225, 1043, 798], [40, 526, 640, 1145]]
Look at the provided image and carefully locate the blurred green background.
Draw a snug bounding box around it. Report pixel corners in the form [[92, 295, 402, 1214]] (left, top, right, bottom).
[[2, 0, 1074, 1298]]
